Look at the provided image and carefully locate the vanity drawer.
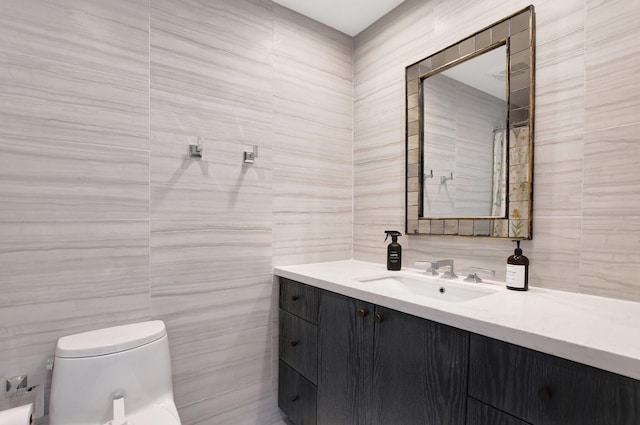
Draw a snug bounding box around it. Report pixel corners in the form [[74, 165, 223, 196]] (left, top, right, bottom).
[[280, 277, 319, 324], [280, 309, 318, 384], [469, 334, 640, 425], [279, 361, 317, 425], [466, 398, 529, 425]]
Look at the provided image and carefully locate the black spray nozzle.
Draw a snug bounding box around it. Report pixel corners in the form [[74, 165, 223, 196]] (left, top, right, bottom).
[[384, 230, 402, 243]]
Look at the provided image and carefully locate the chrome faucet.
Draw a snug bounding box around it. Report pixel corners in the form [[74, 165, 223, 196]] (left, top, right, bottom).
[[435, 260, 457, 279], [416, 260, 457, 279]]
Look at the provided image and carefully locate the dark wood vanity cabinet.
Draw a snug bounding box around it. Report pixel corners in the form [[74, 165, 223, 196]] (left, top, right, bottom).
[[468, 334, 640, 425], [279, 277, 640, 425], [280, 278, 468, 425], [278, 278, 319, 425]]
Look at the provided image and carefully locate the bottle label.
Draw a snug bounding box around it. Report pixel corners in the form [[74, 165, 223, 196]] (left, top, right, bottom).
[[506, 264, 525, 288]]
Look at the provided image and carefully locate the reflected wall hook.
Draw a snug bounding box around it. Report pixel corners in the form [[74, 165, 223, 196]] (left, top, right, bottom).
[[424, 169, 434, 180], [440, 172, 453, 184]]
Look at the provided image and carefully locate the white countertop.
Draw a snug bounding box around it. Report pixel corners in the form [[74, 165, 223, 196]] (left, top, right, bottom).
[[274, 259, 640, 381]]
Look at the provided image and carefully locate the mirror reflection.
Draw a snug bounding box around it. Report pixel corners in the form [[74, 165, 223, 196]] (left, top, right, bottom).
[[422, 45, 507, 218]]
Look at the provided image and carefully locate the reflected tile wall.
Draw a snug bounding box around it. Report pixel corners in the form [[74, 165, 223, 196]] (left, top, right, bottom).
[[423, 74, 503, 217], [354, 0, 640, 301], [1, 0, 352, 424]]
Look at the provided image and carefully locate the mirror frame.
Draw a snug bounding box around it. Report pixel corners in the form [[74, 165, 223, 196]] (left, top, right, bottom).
[[405, 5, 535, 239]]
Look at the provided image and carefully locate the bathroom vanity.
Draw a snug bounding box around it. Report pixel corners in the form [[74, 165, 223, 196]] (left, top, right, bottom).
[[275, 260, 640, 425]]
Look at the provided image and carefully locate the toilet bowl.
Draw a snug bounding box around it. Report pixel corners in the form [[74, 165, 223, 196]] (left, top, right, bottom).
[[48, 321, 181, 425]]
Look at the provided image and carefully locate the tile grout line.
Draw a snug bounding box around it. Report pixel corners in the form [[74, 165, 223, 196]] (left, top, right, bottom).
[[578, 0, 587, 291], [351, 34, 356, 261], [148, 0, 152, 318]]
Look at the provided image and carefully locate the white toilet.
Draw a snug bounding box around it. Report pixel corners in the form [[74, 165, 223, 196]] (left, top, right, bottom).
[[49, 320, 182, 425]]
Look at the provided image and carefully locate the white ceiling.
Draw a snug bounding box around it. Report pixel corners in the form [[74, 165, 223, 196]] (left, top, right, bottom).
[[441, 46, 507, 101], [272, 0, 406, 37]]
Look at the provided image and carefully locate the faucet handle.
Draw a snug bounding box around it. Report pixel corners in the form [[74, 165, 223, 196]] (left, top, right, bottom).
[[463, 267, 495, 283], [415, 261, 439, 276]]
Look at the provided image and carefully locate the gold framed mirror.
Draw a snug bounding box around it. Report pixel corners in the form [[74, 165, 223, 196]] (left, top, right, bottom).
[[405, 6, 535, 239]]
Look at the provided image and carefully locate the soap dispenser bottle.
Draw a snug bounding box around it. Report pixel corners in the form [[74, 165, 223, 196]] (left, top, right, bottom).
[[384, 230, 402, 271], [506, 240, 529, 291]]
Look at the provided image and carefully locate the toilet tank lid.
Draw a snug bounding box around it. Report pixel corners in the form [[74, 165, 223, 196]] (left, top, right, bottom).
[[55, 321, 167, 358]]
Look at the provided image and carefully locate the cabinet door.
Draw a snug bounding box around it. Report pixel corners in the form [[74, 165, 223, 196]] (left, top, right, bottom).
[[280, 309, 318, 384], [317, 290, 374, 425], [372, 306, 468, 425], [469, 334, 640, 425], [279, 361, 317, 425]]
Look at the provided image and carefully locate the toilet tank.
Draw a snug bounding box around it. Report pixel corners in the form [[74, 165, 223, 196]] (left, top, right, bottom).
[[49, 321, 180, 425]]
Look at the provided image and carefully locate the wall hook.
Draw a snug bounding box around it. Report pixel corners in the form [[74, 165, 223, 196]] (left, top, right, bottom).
[[243, 145, 258, 164], [424, 169, 434, 180], [440, 172, 453, 184], [189, 137, 203, 158]]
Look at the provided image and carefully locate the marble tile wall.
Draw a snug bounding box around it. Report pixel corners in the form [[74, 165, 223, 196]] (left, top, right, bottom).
[[149, 1, 276, 423], [272, 5, 353, 267], [353, 0, 640, 301], [0, 1, 352, 424], [0, 0, 151, 418]]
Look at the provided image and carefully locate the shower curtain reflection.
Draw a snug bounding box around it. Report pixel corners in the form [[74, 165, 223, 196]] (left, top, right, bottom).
[[491, 128, 507, 217]]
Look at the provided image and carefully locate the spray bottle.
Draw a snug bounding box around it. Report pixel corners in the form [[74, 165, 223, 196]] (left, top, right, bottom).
[[384, 230, 403, 271]]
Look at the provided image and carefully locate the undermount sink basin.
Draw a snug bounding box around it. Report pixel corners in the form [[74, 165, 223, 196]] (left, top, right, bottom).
[[356, 274, 497, 303]]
